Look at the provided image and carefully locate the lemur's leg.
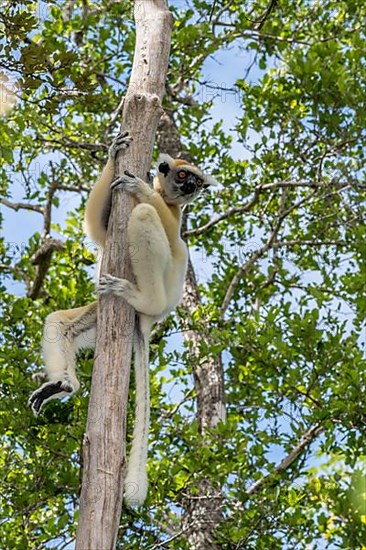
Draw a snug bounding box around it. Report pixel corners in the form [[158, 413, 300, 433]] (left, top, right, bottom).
[[29, 302, 97, 415], [98, 204, 171, 317]]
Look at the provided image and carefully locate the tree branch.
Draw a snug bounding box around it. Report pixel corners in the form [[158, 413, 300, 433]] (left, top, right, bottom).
[[183, 191, 261, 238], [220, 217, 282, 316], [255, 0, 278, 31], [246, 424, 324, 495], [27, 238, 65, 300], [43, 178, 58, 236], [274, 239, 348, 249], [0, 198, 43, 214], [36, 135, 107, 153], [220, 190, 317, 315], [183, 180, 327, 238]]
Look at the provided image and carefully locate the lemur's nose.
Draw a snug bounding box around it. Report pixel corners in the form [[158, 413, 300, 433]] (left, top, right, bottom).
[[182, 177, 196, 195]]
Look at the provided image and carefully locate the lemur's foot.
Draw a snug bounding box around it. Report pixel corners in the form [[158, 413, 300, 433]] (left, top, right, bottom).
[[108, 131, 133, 161], [28, 379, 75, 416], [98, 274, 132, 297], [111, 171, 144, 195]]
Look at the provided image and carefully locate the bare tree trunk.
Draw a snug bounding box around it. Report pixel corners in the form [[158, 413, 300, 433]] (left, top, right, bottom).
[[180, 258, 226, 550], [75, 2, 172, 549], [156, 113, 226, 550]]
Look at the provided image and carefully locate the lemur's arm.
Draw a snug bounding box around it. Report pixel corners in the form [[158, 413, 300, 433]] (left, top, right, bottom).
[[111, 172, 183, 252], [84, 132, 132, 247]]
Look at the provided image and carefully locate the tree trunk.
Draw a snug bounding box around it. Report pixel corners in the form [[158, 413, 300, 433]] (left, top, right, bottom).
[[157, 113, 226, 549], [180, 258, 226, 550], [75, 2, 172, 549]]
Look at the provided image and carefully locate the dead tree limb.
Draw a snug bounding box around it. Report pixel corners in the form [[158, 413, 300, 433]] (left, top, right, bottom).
[[27, 238, 65, 299], [75, 2, 172, 548]]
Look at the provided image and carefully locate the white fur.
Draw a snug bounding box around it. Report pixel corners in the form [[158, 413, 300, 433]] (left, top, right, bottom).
[[42, 312, 80, 390], [204, 174, 219, 186], [30, 134, 217, 505], [124, 316, 152, 506], [157, 153, 219, 187], [29, 304, 97, 415], [157, 152, 174, 165]]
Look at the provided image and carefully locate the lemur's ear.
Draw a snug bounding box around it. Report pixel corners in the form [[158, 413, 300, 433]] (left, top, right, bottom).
[[203, 174, 219, 187], [157, 154, 174, 177]]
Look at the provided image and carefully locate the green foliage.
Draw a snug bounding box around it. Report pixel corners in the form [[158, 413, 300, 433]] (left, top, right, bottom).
[[1, 0, 365, 548]]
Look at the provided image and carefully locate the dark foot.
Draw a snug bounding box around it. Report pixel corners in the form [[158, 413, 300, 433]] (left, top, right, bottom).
[[28, 380, 74, 416]]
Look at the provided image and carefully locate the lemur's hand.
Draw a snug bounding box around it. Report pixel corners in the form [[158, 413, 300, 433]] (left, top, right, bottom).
[[108, 131, 133, 161], [111, 171, 145, 196], [98, 274, 126, 296]]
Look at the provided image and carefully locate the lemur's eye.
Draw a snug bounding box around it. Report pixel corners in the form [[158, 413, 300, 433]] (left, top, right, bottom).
[[196, 178, 204, 187], [177, 170, 187, 180]]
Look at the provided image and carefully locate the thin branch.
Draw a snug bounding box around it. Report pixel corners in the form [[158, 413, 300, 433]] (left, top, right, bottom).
[[161, 388, 195, 419], [59, 538, 75, 550], [104, 96, 125, 141], [255, 0, 278, 31], [57, 184, 89, 194], [220, 190, 317, 315], [197, 79, 240, 94], [274, 239, 348, 249], [220, 217, 282, 316], [211, 25, 363, 47], [148, 528, 187, 550], [246, 424, 324, 495], [43, 178, 58, 236], [97, 72, 126, 87], [183, 178, 341, 238], [183, 190, 261, 238], [209, 0, 234, 25], [166, 85, 198, 107], [36, 134, 107, 153], [258, 181, 320, 191], [52, 137, 107, 152], [27, 238, 65, 300], [0, 198, 43, 214], [0, 263, 26, 279], [147, 514, 177, 538]]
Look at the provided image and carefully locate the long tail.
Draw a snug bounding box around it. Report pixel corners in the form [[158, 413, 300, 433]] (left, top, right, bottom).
[[124, 315, 152, 506]]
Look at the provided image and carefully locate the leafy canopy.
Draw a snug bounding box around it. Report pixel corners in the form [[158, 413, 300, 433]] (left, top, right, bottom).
[[0, 0, 365, 548]]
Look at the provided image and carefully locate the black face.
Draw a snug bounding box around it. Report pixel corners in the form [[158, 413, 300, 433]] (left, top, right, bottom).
[[175, 169, 204, 195]]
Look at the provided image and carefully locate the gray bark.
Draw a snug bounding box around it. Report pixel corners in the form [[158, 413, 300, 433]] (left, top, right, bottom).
[[156, 111, 226, 550], [180, 258, 226, 550], [75, 2, 172, 548]]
